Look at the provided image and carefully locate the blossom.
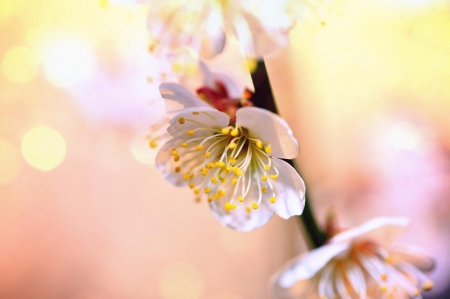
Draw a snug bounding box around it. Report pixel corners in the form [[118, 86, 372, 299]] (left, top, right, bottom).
[[155, 81, 305, 231], [121, 0, 298, 59], [270, 217, 435, 299]]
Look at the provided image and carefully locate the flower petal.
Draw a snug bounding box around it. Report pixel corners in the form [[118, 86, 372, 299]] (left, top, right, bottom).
[[155, 137, 188, 186], [273, 243, 349, 288], [390, 245, 435, 272], [209, 175, 275, 232], [269, 158, 305, 219], [166, 107, 230, 137], [200, 61, 242, 99], [330, 217, 410, 247], [159, 82, 212, 117], [235, 107, 299, 159]]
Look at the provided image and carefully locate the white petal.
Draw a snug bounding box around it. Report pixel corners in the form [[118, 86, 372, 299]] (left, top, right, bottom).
[[236, 107, 299, 159], [274, 243, 349, 288], [390, 245, 435, 272], [329, 217, 410, 247], [159, 83, 211, 117], [209, 175, 275, 232], [155, 137, 188, 187], [269, 158, 305, 219], [167, 107, 230, 137], [269, 273, 317, 299]]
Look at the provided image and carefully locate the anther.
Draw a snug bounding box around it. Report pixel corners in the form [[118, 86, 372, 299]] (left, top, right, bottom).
[[256, 140, 263, 149], [196, 145, 204, 150], [188, 130, 195, 135], [205, 151, 211, 158], [261, 186, 267, 193], [380, 286, 388, 293], [381, 273, 387, 281], [252, 203, 259, 209], [225, 202, 237, 211], [204, 187, 211, 193], [192, 111, 199, 115], [232, 178, 237, 185], [221, 127, 230, 135], [262, 174, 268, 181], [201, 168, 208, 175], [207, 196, 213, 202], [270, 196, 276, 204], [245, 207, 252, 213], [211, 177, 218, 184], [226, 165, 232, 172], [174, 155, 180, 162], [193, 188, 200, 195], [180, 142, 188, 148], [175, 166, 181, 173], [228, 143, 236, 149], [270, 175, 278, 180], [422, 280, 434, 291], [215, 161, 225, 168], [264, 164, 270, 171], [189, 183, 195, 189], [229, 157, 236, 165], [230, 128, 239, 136], [218, 190, 226, 197], [183, 174, 190, 181], [178, 117, 185, 124], [264, 146, 272, 154], [149, 139, 158, 148], [171, 150, 178, 156]]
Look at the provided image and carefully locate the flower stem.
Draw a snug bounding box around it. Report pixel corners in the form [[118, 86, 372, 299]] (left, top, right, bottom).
[[249, 60, 327, 249]]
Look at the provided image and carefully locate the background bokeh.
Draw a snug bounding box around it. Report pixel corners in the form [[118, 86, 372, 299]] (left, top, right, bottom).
[[0, 0, 449, 298]]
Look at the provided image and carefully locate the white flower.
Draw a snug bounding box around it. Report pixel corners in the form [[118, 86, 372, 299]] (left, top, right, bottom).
[[270, 217, 435, 299], [155, 82, 305, 231], [121, 0, 297, 58]]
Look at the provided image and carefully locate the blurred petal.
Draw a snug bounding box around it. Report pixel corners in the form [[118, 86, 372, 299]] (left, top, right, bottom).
[[200, 61, 242, 99], [155, 137, 188, 186], [236, 107, 299, 159], [269, 158, 305, 219], [160, 82, 211, 117], [329, 217, 410, 247], [391, 245, 436, 272]]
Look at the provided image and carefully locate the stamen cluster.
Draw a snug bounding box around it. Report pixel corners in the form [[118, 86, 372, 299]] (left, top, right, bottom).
[[171, 111, 279, 213]]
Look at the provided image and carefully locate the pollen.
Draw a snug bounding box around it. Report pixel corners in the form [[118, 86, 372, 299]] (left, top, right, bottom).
[[208, 196, 213, 202], [261, 186, 267, 193], [189, 183, 195, 189], [380, 286, 388, 293], [238, 196, 244, 202], [174, 155, 180, 162], [422, 280, 434, 291], [385, 256, 393, 263], [201, 168, 209, 175], [256, 140, 263, 149], [175, 166, 181, 173], [235, 168, 243, 176], [226, 165, 232, 172], [215, 161, 225, 168], [149, 139, 158, 148], [230, 128, 239, 136], [192, 111, 199, 115], [183, 174, 190, 181], [193, 188, 200, 195], [178, 117, 185, 124], [224, 202, 237, 211], [218, 189, 226, 197], [204, 187, 211, 193], [270, 196, 276, 204], [188, 130, 195, 135], [205, 151, 211, 158], [381, 273, 387, 281], [229, 157, 236, 165], [211, 177, 218, 184], [264, 164, 270, 171], [171, 150, 178, 156], [196, 145, 204, 150], [252, 203, 259, 209], [180, 142, 188, 148], [228, 143, 236, 149], [270, 175, 278, 180], [221, 127, 230, 135], [264, 146, 272, 154], [246, 207, 252, 213], [232, 178, 237, 185], [262, 174, 268, 181]]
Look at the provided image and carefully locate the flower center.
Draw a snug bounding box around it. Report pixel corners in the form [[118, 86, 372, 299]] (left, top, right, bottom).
[[317, 242, 434, 299], [171, 111, 279, 212]]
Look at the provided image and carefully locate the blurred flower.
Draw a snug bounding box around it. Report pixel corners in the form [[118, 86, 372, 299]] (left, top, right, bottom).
[[270, 217, 435, 299], [118, 0, 303, 59], [155, 80, 305, 231]]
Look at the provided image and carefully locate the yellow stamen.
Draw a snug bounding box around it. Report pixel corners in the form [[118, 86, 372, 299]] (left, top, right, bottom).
[[218, 190, 226, 197], [226, 165, 232, 172], [422, 280, 434, 291], [205, 151, 211, 158], [193, 188, 200, 195], [238, 196, 244, 202], [188, 130, 195, 135], [229, 157, 236, 165], [211, 177, 218, 184], [215, 161, 225, 168], [171, 150, 178, 156], [270, 175, 278, 180], [385, 256, 393, 263], [224, 202, 237, 211], [230, 128, 239, 136], [380, 286, 388, 293], [189, 183, 195, 189], [192, 111, 199, 115], [264, 146, 272, 154], [228, 143, 236, 149], [252, 203, 259, 209], [204, 187, 211, 193], [256, 140, 263, 149], [262, 174, 268, 181], [196, 145, 204, 150], [207, 196, 214, 202], [221, 127, 230, 135], [270, 196, 276, 204], [264, 164, 270, 171], [174, 155, 180, 162], [201, 168, 209, 175], [232, 178, 237, 185], [381, 273, 387, 281], [183, 174, 190, 181], [149, 139, 158, 148], [175, 166, 181, 173], [178, 117, 185, 124], [246, 207, 252, 213], [261, 186, 267, 193], [180, 142, 188, 148]]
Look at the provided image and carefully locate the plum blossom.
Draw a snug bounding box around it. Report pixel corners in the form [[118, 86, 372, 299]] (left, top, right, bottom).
[[270, 217, 435, 299], [155, 76, 305, 231]]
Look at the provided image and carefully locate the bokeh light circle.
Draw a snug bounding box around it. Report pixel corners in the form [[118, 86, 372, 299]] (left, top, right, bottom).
[[21, 127, 66, 171], [1, 46, 38, 83], [159, 262, 204, 299], [0, 139, 22, 184]]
